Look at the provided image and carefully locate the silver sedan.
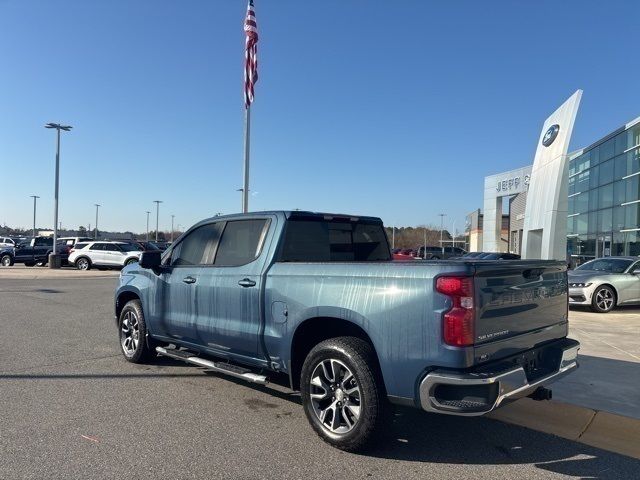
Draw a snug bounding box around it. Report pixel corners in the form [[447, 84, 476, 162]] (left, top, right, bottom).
[[568, 256, 640, 313]]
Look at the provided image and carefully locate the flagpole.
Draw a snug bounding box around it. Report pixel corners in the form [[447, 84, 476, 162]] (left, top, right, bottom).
[[242, 105, 251, 213]]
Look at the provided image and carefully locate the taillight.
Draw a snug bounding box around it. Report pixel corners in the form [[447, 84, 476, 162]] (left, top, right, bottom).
[[436, 275, 475, 347]]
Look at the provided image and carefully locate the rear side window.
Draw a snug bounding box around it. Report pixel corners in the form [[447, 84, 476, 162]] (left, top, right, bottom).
[[278, 219, 390, 262], [74, 242, 88, 250], [171, 223, 224, 266], [214, 220, 269, 266]]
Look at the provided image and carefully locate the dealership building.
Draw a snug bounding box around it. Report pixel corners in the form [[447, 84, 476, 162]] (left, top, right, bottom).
[[467, 114, 640, 262]]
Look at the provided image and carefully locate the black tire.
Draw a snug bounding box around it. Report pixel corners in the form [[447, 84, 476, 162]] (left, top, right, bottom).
[[300, 336, 386, 452], [75, 257, 91, 270], [1, 254, 13, 267], [36, 260, 47, 267], [591, 285, 616, 313], [24, 262, 35, 267], [118, 299, 156, 363], [431, 256, 440, 260]]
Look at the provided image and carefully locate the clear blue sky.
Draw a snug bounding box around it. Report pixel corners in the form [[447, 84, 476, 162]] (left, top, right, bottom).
[[1, 0, 639, 235]]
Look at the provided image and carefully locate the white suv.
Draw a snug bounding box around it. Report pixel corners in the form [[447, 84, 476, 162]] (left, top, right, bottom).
[[0, 237, 16, 249], [69, 241, 142, 270]]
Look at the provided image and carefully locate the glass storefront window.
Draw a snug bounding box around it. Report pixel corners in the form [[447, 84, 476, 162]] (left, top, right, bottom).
[[577, 214, 588, 234], [575, 191, 589, 214], [614, 180, 626, 206], [613, 206, 625, 231], [570, 154, 590, 176], [588, 189, 598, 211], [568, 175, 575, 195], [624, 203, 640, 229], [614, 154, 627, 179], [599, 158, 614, 185], [626, 175, 640, 203], [615, 131, 629, 156], [600, 183, 614, 208], [575, 170, 590, 193], [597, 208, 613, 232], [568, 196, 575, 215], [589, 165, 600, 189], [600, 138, 615, 162]]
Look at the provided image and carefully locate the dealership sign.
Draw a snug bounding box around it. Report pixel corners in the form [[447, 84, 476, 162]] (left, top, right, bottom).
[[496, 174, 530, 193], [542, 124, 560, 147]]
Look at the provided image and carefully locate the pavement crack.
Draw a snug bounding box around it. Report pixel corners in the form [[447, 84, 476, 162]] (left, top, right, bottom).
[[576, 410, 598, 439], [1, 353, 122, 374]]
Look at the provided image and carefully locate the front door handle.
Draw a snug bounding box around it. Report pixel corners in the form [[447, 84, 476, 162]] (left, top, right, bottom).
[[183, 276, 197, 284], [238, 278, 256, 288]]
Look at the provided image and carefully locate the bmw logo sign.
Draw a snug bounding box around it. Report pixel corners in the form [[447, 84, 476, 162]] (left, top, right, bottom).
[[542, 124, 560, 147]]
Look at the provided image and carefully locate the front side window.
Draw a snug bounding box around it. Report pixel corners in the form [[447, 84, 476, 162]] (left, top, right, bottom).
[[104, 244, 119, 251], [119, 243, 141, 252], [90, 243, 105, 251], [576, 258, 633, 273], [170, 223, 224, 266], [214, 219, 269, 266]]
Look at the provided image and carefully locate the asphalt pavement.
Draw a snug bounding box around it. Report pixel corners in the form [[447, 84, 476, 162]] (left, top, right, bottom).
[[0, 276, 638, 479]]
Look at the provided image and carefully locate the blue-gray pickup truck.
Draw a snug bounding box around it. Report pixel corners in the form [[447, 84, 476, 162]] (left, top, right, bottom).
[[115, 211, 579, 451]]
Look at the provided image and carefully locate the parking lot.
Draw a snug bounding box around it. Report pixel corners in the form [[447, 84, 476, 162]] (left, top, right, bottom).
[[0, 273, 638, 479]]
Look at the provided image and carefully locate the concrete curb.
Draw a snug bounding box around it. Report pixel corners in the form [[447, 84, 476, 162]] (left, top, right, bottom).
[[488, 398, 640, 460]]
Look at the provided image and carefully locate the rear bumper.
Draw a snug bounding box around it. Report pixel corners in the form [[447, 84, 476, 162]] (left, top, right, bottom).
[[418, 338, 579, 416]]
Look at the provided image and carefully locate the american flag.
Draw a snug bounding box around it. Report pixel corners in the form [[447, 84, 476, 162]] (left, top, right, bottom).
[[244, 0, 258, 108]]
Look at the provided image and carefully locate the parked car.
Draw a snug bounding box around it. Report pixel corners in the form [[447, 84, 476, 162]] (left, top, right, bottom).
[[568, 256, 640, 313], [458, 252, 521, 260], [0, 237, 16, 249], [114, 211, 578, 451], [416, 245, 466, 260], [69, 241, 142, 270], [58, 236, 94, 248]]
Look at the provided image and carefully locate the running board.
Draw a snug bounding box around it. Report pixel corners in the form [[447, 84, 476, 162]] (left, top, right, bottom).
[[155, 346, 268, 385]]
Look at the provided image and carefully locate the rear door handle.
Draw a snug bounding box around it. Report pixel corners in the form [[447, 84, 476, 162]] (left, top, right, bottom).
[[183, 276, 197, 284], [238, 278, 256, 288]]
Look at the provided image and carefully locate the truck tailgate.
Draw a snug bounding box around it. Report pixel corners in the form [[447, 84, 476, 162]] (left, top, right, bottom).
[[472, 260, 568, 363]]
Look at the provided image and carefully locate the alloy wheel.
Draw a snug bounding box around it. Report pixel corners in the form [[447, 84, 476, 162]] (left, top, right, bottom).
[[595, 288, 614, 311], [120, 311, 140, 356], [77, 259, 89, 270], [309, 359, 361, 434], [1, 256, 10, 266]]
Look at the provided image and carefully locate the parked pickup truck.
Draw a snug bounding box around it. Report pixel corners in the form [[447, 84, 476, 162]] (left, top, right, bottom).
[[1, 236, 67, 267], [115, 211, 579, 451]]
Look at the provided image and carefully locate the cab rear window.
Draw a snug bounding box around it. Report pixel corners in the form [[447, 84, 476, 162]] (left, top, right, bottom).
[[278, 219, 391, 262]]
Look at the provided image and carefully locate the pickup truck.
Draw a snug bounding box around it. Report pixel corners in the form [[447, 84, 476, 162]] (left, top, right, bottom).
[[115, 211, 579, 451], [1, 237, 67, 267]]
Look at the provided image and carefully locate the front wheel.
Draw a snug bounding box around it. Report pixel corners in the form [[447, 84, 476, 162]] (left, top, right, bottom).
[[300, 337, 386, 452], [591, 285, 616, 313], [1, 254, 12, 267], [125, 258, 138, 266], [118, 299, 155, 363]]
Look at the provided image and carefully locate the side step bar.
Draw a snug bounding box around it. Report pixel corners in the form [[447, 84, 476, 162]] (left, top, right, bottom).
[[155, 346, 269, 385]]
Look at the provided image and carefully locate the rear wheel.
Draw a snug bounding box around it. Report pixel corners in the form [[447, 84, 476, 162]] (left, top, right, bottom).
[[118, 299, 155, 363], [76, 257, 91, 270], [1, 254, 12, 267], [591, 285, 615, 313], [300, 337, 386, 452]]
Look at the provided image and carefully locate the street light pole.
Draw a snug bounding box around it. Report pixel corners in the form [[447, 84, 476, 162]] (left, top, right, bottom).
[[44, 122, 72, 268], [30, 195, 40, 238], [146, 211, 150, 241], [153, 200, 162, 242], [171, 215, 175, 242], [439, 213, 447, 255], [94, 204, 101, 239]]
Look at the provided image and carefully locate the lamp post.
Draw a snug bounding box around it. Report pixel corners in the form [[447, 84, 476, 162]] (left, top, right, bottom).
[[153, 200, 162, 242], [438, 213, 447, 255], [44, 122, 72, 268], [146, 211, 150, 241], [94, 204, 101, 239], [171, 214, 175, 242], [29, 195, 40, 238]]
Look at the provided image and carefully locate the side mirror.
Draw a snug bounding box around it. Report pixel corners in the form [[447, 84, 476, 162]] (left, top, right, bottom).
[[139, 250, 162, 269], [631, 267, 640, 275]]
